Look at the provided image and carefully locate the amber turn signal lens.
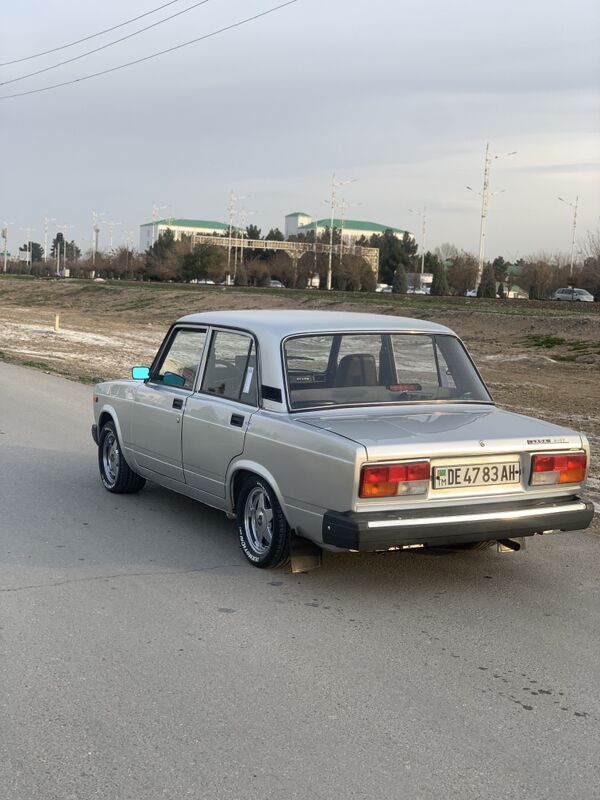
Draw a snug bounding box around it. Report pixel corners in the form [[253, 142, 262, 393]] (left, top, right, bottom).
[[359, 461, 431, 498], [530, 452, 587, 485]]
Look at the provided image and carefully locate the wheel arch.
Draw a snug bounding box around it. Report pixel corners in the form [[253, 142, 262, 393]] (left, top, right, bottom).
[[97, 404, 125, 446], [228, 460, 287, 517]]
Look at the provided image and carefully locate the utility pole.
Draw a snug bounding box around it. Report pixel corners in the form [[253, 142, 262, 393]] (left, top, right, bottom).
[[408, 207, 427, 290], [557, 195, 579, 279]]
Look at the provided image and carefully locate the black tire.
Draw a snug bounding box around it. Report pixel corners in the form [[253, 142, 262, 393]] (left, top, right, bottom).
[[236, 476, 290, 568], [98, 421, 146, 494]]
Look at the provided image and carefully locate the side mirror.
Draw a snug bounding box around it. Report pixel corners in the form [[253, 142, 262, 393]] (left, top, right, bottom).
[[132, 366, 150, 381]]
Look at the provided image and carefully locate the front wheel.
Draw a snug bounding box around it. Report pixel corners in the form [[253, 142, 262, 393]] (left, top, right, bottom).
[[236, 477, 290, 568], [98, 421, 146, 494]]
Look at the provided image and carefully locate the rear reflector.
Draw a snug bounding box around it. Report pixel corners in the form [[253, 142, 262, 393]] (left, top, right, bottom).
[[530, 452, 587, 485], [360, 461, 430, 498]]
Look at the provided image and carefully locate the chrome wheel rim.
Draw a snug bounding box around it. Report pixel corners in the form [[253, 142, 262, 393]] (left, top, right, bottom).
[[244, 486, 274, 556], [102, 431, 120, 486]]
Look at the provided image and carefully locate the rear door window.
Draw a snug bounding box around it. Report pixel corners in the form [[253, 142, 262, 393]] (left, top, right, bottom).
[[201, 330, 258, 405]]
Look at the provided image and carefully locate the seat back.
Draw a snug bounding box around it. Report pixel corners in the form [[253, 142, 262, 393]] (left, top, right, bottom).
[[335, 353, 378, 387]]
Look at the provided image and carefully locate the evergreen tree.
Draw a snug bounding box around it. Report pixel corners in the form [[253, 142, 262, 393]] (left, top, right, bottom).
[[182, 243, 225, 282], [265, 227, 284, 242], [478, 264, 496, 298], [430, 261, 449, 296], [246, 224, 261, 241], [392, 266, 407, 294]]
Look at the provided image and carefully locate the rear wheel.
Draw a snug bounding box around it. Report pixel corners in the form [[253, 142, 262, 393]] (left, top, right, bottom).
[[98, 421, 146, 494], [236, 477, 290, 568]]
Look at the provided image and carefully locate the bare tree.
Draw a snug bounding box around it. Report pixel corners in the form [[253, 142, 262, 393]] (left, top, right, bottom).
[[435, 242, 460, 262], [446, 251, 479, 295]]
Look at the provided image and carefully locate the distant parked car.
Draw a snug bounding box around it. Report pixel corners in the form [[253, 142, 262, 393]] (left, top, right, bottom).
[[553, 287, 594, 302], [195, 278, 215, 285], [270, 279, 286, 289], [92, 310, 594, 569], [375, 283, 391, 293]]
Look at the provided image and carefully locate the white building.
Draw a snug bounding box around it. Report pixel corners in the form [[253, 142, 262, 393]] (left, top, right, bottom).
[[285, 212, 411, 243], [139, 218, 229, 251]]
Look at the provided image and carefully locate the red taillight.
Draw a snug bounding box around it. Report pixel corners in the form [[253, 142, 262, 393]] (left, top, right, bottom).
[[530, 452, 587, 485], [360, 461, 431, 498]]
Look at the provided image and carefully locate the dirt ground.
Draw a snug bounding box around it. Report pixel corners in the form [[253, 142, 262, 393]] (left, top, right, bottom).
[[1, 277, 598, 517]]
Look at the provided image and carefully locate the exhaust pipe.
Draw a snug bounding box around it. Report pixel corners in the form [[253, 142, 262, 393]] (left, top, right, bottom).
[[497, 538, 525, 553]]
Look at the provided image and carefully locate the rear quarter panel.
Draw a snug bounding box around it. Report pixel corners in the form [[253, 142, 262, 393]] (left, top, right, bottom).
[[235, 411, 364, 543]]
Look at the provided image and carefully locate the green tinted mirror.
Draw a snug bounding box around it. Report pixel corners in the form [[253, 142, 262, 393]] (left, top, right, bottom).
[[162, 371, 186, 388], [131, 366, 150, 380]]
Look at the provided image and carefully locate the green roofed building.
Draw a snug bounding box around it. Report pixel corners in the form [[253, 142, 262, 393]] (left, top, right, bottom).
[[285, 211, 411, 242], [139, 218, 229, 251]]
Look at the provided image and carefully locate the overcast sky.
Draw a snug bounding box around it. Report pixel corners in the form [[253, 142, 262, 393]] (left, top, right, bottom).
[[1, 0, 599, 259]]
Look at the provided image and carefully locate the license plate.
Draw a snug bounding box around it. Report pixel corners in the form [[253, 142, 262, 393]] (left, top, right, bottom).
[[433, 460, 521, 489]]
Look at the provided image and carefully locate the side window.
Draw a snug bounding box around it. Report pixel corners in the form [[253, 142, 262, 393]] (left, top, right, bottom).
[[153, 328, 207, 389], [391, 335, 439, 387], [434, 342, 457, 389], [201, 330, 258, 405]]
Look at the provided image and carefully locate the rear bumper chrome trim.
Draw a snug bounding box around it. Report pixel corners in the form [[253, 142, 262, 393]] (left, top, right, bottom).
[[366, 501, 588, 529], [322, 497, 594, 551]]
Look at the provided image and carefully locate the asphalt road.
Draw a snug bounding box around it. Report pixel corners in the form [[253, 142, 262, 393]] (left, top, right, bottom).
[[1, 361, 599, 800]]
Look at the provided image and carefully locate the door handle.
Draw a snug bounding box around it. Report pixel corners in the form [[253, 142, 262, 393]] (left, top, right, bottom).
[[230, 413, 245, 428], [172, 398, 184, 410]]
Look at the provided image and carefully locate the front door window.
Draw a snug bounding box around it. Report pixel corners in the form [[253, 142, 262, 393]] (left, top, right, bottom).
[[153, 328, 207, 389]]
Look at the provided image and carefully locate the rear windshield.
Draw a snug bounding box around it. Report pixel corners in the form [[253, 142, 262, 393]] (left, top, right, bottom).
[[284, 333, 491, 410]]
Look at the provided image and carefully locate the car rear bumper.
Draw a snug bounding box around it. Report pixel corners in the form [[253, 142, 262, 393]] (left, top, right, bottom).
[[322, 496, 595, 551]]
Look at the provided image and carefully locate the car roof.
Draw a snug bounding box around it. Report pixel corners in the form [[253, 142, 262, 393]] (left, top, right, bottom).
[[176, 309, 453, 337]]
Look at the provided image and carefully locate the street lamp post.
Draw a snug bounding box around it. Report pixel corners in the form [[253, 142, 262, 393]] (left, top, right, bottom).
[[19, 227, 36, 271], [238, 209, 256, 277], [2, 222, 14, 273], [338, 199, 362, 276], [43, 216, 56, 263], [326, 173, 356, 290], [227, 191, 249, 284], [557, 196, 579, 279], [408, 207, 427, 290], [470, 143, 516, 290], [59, 224, 73, 276], [151, 203, 168, 247], [91, 210, 106, 270]]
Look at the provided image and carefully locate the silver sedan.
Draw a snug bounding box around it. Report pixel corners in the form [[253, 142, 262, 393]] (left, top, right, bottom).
[[92, 310, 594, 569]]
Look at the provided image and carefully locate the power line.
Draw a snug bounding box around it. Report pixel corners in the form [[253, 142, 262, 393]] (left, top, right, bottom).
[[0, 1, 299, 101], [1, 0, 213, 87], [0, 0, 184, 67]]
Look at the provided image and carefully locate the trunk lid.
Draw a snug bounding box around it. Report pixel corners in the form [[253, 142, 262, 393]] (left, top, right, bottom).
[[297, 404, 583, 461]]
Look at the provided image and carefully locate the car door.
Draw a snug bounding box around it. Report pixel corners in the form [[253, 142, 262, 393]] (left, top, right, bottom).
[[130, 326, 207, 482], [182, 328, 258, 499]]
